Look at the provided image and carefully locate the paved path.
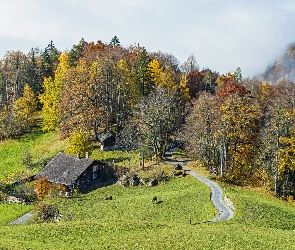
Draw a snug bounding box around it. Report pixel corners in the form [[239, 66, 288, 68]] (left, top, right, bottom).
[[186, 169, 234, 222], [9, 211, 34, 225], [165, 150, 234, 222]]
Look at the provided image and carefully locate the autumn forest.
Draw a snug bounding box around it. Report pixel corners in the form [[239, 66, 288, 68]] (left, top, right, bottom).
[[1, 37, 295, 198]]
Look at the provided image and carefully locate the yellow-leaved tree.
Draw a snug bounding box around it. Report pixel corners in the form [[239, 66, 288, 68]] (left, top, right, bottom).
[[219, 94, 259, 185], [39, 53, 69, 131], [148, 59, 190, 100], [148, 59, 163, 86], [279, 126, 295, 180], [64, 130, 92, 158], [178, 74, 190, 101], [14, 84, 38, 130]]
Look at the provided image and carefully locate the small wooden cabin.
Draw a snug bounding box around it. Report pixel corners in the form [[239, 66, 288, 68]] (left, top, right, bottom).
[[97, 131, 116, 151], [35, 152, 108, 189]]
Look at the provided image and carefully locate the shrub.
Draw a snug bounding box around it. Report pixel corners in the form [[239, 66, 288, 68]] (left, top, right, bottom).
[[34, 177, 68, 199], [48, 183, 67, 198], [34, 177, 51, 199], [35, 201, 61, 222], [0, 191, 7, 202], [13, 182, 36, 202]]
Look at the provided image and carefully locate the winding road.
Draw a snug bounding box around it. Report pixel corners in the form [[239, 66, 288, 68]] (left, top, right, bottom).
[[165, 150, 234, 222]]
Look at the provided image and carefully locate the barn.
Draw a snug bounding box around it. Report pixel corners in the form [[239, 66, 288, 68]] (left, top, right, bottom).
[[96, 131, 116, 151]]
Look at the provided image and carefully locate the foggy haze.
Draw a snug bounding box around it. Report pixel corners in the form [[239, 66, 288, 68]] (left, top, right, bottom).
[[1, 0, 295, 77]]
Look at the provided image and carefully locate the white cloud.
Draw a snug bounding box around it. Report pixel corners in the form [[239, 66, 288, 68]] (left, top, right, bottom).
[[0, 0, 295, 77]]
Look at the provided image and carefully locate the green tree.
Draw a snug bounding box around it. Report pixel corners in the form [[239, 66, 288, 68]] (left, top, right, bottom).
[[26, 48, 41, 95], [68, 38, 86, 67], [40, 40, 60, 80], [134, 47, 151, 96], [109, 35, 120, 47], [203, 69, 215, 94], [234, 67, 242, 82]]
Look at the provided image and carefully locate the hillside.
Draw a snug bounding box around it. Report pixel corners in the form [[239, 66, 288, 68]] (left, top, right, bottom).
[[0, 175, 294, 249], [260, 43, 295, 83], [0, 131, 294, 249]]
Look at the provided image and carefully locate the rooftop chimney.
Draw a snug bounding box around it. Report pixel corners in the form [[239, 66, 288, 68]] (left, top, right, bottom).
[[86, 152, 89, 158]]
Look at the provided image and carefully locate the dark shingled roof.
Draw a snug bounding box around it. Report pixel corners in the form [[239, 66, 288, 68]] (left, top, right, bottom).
[[35, 152, 94, 186], [97, 131, 114, 143]]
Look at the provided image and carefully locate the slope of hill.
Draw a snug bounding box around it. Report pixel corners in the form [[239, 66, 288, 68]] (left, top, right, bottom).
[[0, 176, 294, 249], [0, 130, 295, 249], [0, 130, 66, 180], [260, 43, 295, 83]]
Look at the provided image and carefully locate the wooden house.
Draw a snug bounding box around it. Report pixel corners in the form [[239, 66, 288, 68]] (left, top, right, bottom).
[[97, 131, 116, 151], [35, 152, 108, 189]]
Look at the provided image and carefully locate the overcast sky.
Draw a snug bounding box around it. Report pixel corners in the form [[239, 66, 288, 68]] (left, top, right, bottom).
[[1, 0, 295, 77]]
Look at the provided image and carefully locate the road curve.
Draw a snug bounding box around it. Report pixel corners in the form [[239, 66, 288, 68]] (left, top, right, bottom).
[[165, 150, 234, 222], [186, 169, 234, 222]]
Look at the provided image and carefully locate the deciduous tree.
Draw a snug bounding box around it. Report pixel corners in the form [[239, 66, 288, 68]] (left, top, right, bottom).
[[39, 53, 68, 131], [64, 130, 92, 158]]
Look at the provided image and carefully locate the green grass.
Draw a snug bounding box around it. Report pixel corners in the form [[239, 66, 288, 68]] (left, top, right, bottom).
[[222, 184, 295, 230], [0, 129, 66, 179], [90, 149, 141, 168], [172, 148, 188, 159], [0, 203, 32, 225], [57, 176, 215, 224], [1, 133, 295, 249], [0, 128, 140, 180], [0, 174, 295, 249]]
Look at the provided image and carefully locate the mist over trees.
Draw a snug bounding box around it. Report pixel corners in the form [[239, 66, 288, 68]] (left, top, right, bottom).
[[1, 37, 295, 198], [259, 42, 295, 84]]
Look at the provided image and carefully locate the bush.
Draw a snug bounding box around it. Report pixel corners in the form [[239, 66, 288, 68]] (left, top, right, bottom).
[[0, 191, 7, 202], [48, 183, 67, 198], [13, 183, 36, 202], [34, 177, 68, 199], [34, 177, 51, 199], [35, 201, 61, 222]]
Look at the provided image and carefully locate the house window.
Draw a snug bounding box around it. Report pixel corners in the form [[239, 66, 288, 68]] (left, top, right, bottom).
[[93, 172, 97, 179], [93, 166, 98, 172]]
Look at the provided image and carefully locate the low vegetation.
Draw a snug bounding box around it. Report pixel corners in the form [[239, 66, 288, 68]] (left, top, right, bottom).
[[0, 203, 32, 225], [0, 131, 294, 249]]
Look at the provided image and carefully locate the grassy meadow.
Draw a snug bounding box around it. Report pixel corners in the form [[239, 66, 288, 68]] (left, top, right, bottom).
[[0, 174, 295, 249], [0, 129, 66, 179], [0, 203, 32, 225], [0, 129, 295, 249]]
